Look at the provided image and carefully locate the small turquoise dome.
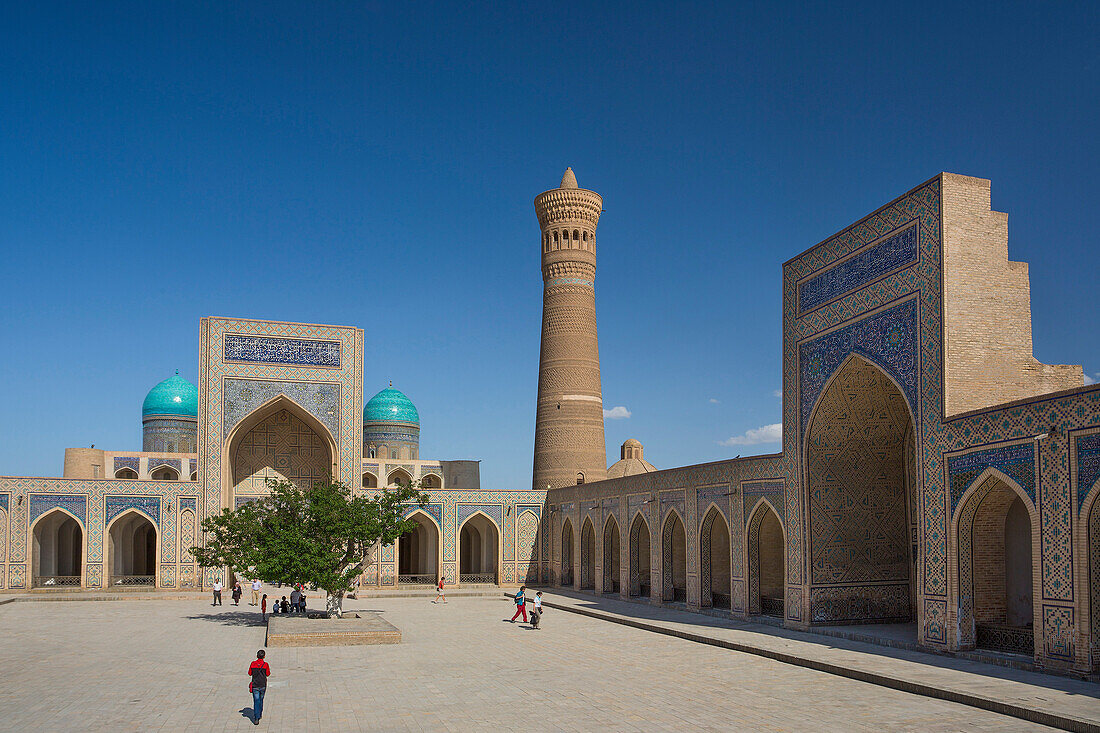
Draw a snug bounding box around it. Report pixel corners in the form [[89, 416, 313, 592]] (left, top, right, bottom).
[[142, 372, 198, 418], [364, 386, 419, 425]]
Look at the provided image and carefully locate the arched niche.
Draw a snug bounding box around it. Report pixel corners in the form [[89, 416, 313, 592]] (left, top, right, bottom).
[[223, 395, 337, 509], [603, 515, 621, 593], [629, 512, 651, 597], [458, 512, 499, 584], [398, 511, 440, 584], [107, 509, 158, 586], [700, 505, 731, 609], [32, 509, 84, 587]]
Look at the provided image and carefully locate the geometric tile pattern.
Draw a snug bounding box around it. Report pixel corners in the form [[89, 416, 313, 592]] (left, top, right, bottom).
[[105, 495, 160, 527], [1074, 433, 1100, 508], [948, 441, 1036, 512], [223, 378, 340, 442], [806, 356, 912, 589], [230, 408, 331, 494]]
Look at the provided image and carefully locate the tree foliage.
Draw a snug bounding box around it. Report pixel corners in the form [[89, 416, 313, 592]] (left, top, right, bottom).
[[191, 477, 428, 615]]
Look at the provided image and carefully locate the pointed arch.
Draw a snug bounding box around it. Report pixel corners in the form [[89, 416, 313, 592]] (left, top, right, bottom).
[[114, 467, 138, 480], [106, 508, 159, 587], [387, 468, 413, 487], [458, 510, 499, 584], [222, 393, 338, 509], [745, 498, 786, 616], [629, 511, 651, 597], [580, 515, 596, 590], [398, 509, 440, 584], [603, 514, 621, 593], [804, 352, 916, 625], [150, 465, 179, 481], [700, 504, 731, 609], [952, 467, 1040, 656], [31, 507, 85, 588], [560, 517, 575, 586], [661, 509, 687, 602]]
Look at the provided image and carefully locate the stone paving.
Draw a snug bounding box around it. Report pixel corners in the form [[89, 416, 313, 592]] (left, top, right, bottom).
[[0, 595, 1065, 732]]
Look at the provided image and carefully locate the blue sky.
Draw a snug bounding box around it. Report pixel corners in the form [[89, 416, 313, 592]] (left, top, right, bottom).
[[1, 2, 1097, 486]]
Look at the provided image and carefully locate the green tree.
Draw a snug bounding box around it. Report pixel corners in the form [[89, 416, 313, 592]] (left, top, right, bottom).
[[191, 477, 428, 616]]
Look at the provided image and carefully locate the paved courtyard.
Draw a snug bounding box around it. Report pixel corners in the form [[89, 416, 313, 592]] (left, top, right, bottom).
[[0, 595, 1058, 731]]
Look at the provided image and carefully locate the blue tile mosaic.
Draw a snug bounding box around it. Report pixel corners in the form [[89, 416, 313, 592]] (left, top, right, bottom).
[[948, 441, 1036, 512], [223, 334, 340, 367], [105, 495, 160, 526], [113, 457, 140, 473], [30, 494, 87, 525], [222, 378, 340, 442], [403, 502, 443, 527], [457, 503, 503, 528], [1076, 433, 1100, 508], [799, 297, 918, 434], [798, 223, 918, 313]]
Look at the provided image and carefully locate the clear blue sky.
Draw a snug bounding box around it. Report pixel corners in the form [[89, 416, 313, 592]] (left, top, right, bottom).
[[1, 2, 1097, 486]]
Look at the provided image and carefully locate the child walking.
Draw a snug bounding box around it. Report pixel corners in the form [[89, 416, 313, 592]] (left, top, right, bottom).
[[434, 576, 446, 604]]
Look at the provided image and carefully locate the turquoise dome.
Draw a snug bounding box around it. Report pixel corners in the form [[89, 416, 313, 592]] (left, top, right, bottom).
[[142, 373, 198, 418], [364, 387, 419, 425]]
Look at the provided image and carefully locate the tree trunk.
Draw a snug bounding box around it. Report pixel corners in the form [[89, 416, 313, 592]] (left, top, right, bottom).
[[326, 590, 344, 617]]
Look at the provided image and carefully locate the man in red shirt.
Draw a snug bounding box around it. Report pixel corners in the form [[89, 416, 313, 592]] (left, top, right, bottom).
[[248, 649, 271, 725]]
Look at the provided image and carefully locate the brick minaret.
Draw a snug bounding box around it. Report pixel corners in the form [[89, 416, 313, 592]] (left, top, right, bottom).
[[532, 168, 607, 489]]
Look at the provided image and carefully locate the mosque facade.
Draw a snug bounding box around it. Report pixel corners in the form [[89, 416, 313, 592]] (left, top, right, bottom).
[[1, 170, 1099, 675]]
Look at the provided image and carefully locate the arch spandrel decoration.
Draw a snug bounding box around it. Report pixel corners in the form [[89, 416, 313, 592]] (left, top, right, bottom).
[[29, 495, 86, 527], [223, 378, 340, 444], [1074, 433, 1100, 510], [948, 442, 1036, 513], [402, 503, 443, 528], [105, 496, 160, 528], [799, 296, 919, 436]]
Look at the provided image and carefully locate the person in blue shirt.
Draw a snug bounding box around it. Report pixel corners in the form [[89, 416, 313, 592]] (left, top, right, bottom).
[[510, 585, 528, 623]]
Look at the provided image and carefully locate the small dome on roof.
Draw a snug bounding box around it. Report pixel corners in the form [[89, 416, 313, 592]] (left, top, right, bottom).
[[364, 386, 420, 425], [142, 372, 198, 418], [623, 438, 642, 448]]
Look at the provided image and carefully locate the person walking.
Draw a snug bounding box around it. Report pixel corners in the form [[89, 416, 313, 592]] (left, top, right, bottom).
[[251, 578, 262, 606], [530, 591, 543, 629], [510, 585, 528, 623], [261, 594, 268, 619], [212, 579, 223, 606], [433, 576, 446, 604], [247, 649, 271, 725], [232, 582, 243, 606]]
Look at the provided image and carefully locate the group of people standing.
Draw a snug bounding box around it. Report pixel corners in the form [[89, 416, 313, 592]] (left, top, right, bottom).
[[210, 578, 264, 607]]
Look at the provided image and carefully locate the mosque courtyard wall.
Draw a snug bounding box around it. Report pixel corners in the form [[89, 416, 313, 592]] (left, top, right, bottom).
[[1, 171, 1099, 677]]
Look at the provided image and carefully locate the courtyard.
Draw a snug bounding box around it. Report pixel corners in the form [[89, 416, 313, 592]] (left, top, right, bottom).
[[0, 595, 1065, 731]]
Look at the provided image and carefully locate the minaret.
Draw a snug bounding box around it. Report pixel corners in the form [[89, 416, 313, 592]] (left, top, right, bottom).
[[532, 168, 607, 489]]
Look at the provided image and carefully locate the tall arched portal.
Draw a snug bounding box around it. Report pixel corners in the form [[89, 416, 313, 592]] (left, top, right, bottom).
[[661, 512, 687, 603], [747, 502, 785, 616], [231, 406, 332, 502], [107, 511, 157, 586], [398, 512, 439, 585], [560, 518, 575, 586], [700, 507, 731, 609], [32, 510, 83, 587], [955, 473, 1037, 656], [629, 514, 651, 597], [806, 355, 916, 625], [580, 517, 596, 590], [603, 516, 621, 593], [459, 513, 499, 584]]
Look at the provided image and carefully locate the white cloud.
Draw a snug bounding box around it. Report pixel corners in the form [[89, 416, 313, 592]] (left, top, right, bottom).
[[709, 398, 721, 404], [772, 389, 782, 398], [720, 423, 782, 446], [603, 405, 632, 419], [1085, 372, 1098, 386]]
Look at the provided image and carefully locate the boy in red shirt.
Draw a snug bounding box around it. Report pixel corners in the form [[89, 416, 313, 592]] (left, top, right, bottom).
[[248, 649, 271, 725]]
